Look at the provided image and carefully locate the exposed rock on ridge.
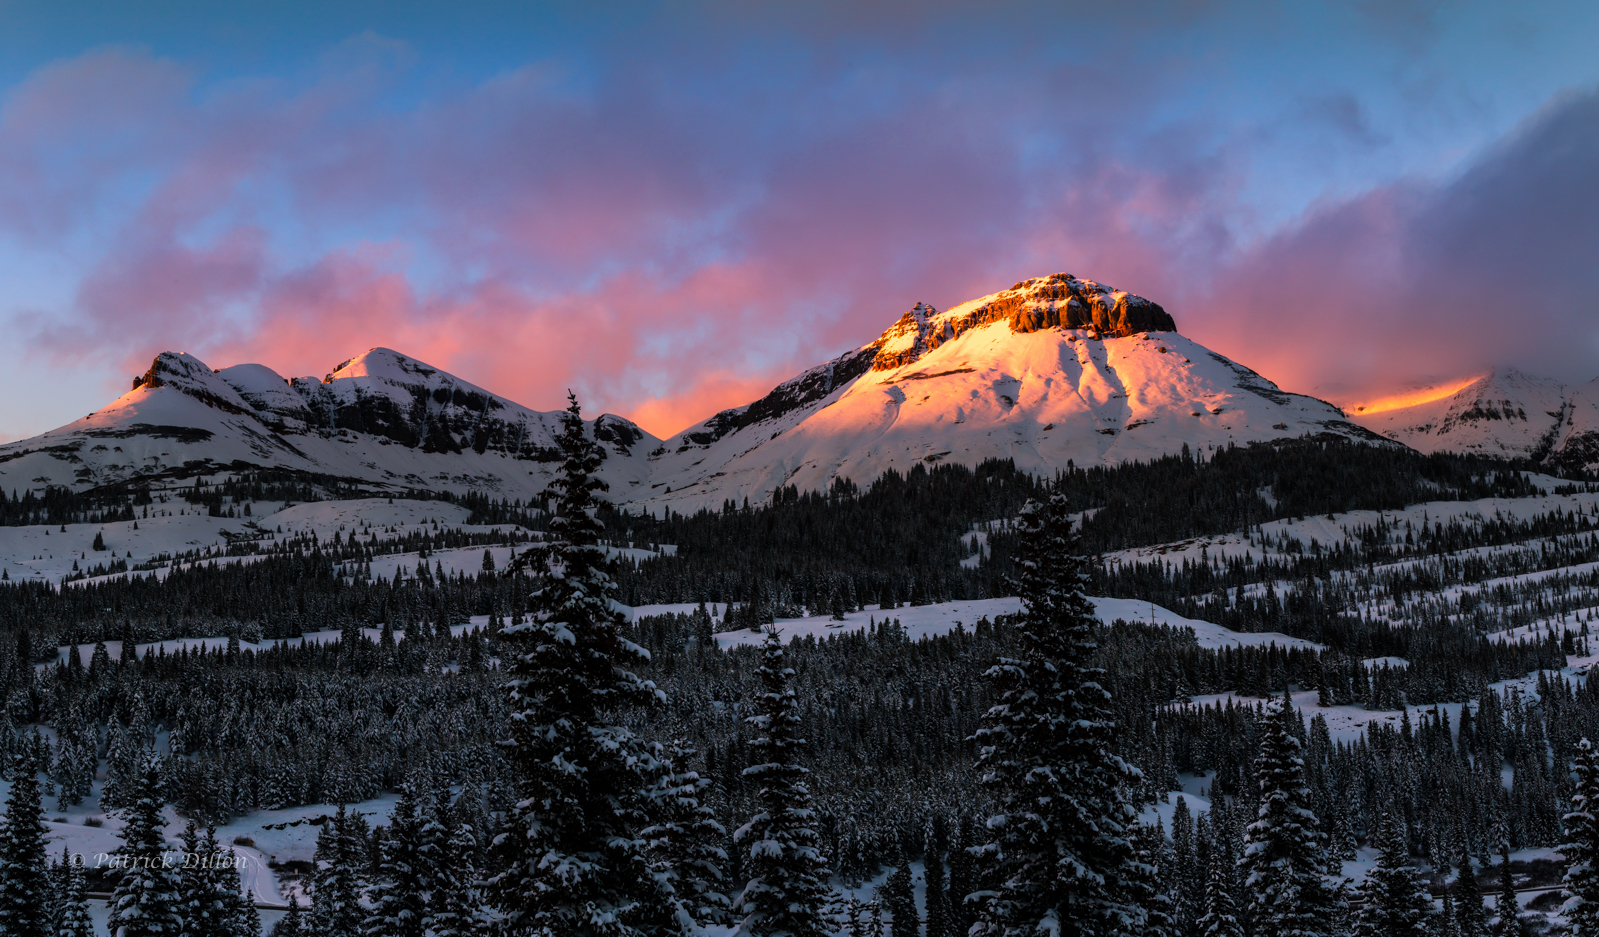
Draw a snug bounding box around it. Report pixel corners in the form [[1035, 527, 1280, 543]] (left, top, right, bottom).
[[870, 273, 1175, 371]]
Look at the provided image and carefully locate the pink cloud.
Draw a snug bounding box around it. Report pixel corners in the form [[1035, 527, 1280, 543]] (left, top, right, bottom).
[[5, 38, 1596, 449]]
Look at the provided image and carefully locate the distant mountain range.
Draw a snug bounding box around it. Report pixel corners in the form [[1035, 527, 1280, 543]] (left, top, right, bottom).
[[2, 271, 1590, 510], [1348, 368, 1599, 471]]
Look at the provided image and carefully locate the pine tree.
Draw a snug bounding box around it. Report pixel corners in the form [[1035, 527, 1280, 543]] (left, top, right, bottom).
[[1353, 812, 1430, 937], [0, 746, 50, 937], [1439, 888, 1458, 937], [56, 854, 96, 937], [311, 807, 363, 937], [1170, 797, 1199, 932], [732, 627, 832, 937], [1128, 823, 1179, 937], [1563, 738, 1599, 937], [1494, 837, 1522, 937], [363, 786, 430, 937], [882, 855, 918, 937], [1239, 693, 1345, 937], [230, 856, 263, 937], [946, 813, 979, 937], [1455, 849, 1487, 937], [178, 820, 230, 937], [924, 825, 951, 937], [109, 755, 184, 937], [1195, 842, 1243, 937], [494, 392, 678, 936], [845, 897, 864, 937], [427, 818, 491, 937], [971, 493, 1144, 937], [642, 740, 729, 927], [271, 896, 305, 937]]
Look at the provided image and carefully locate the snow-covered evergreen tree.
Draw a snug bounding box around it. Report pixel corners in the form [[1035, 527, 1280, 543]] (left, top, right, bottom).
[[56, 854, 96, 937], [233, 889, 262, 937], [178, 820, 227, 937], [1239, 694, 1345, 937], [946, 813, 979, 937], [882, 855, 917, 937], [109, 755, 184, 937], [363, 786, 430, 937], [643, 739, 730, 927], [1353, 812, 1430, 937], [1128, 822, 1179, 937], [271, 897, 305, 937], [733, 627, 833, 937], [493, 392, 679, 936], [1563, 737, 1599, 937], [1194, 842, 1242, 937], [311, 806, 363, 937], [1493, 837, 1522, 937], [971, 493, 1144, 937], [923, 824, 951, 937], [427, 817, 495, 937], [1455, 849, 1487, 937], [0, 747, 50, 937]]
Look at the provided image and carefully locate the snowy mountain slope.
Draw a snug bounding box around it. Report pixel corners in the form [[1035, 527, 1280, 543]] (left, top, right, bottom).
[[1348, 368, 1568, 459], [1349, 368, 1599, 471], [0, 347, 658, 499], [1553, 377, 1599, 473], [641, 273, 1388, 512]]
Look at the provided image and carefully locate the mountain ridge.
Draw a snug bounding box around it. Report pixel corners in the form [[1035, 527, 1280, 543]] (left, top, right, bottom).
[[1349, 367, 1599, 471], [12, 271, 1589, 510]]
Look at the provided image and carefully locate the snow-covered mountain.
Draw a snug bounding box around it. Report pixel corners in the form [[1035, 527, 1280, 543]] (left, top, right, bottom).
[[641, 273, 1388, 512], [1349, 368, 1599, 471], [0, 347, 658, 500], [0, 272, 1433, 511]]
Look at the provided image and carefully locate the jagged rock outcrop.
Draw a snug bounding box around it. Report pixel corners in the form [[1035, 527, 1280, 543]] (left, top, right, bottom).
[[870, 273, 1175, 371]]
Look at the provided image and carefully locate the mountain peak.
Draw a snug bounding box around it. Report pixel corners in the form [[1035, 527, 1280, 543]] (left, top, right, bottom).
[[869, 273, 1175, 371]]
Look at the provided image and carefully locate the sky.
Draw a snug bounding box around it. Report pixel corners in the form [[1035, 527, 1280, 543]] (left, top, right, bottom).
[[2, 0, 1598, 443]]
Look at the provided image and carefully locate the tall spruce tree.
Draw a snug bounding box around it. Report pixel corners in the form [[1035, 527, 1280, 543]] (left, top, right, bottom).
[[924, 824, 951, 937], [1563, 737, 1599, 937], [732, 627, 832, 937], [971, 494, 1144, 937], [1239, 694, 1345, 937], [109, 755, 184, 937], [1353, 812, 1430, 937], [494, 392, 679, 936], [272, 897, 305, 937], [1128, 823, 1179, 937], [178, 820, 229, 937], [642, 739, 730, 927], [1494, 838, 1522, 937], [882, 855, 918, 937], [427, 817, 491, 937], [363, 786, 430, 937], [310, 806, 363, 937], [1195, 842, 1243, 937], [946, 814, 980, 937], [56, 853, 96, 937], [0, 747, 49, 937], [1455, 849, 1487, 937]]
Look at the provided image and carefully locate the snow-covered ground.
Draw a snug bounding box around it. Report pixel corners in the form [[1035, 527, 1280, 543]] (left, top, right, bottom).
[[706, 595, 1320, 651]]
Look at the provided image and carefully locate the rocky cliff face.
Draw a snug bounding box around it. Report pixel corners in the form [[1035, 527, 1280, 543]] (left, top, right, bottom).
[[869, 273, 1175, 371]]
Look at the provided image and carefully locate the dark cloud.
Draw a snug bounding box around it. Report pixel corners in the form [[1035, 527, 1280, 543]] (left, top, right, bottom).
[[1187, 86, 1599, 400]]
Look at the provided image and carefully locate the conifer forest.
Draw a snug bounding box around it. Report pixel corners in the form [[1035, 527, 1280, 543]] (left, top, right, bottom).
[[6, 417, 1599, 937]]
